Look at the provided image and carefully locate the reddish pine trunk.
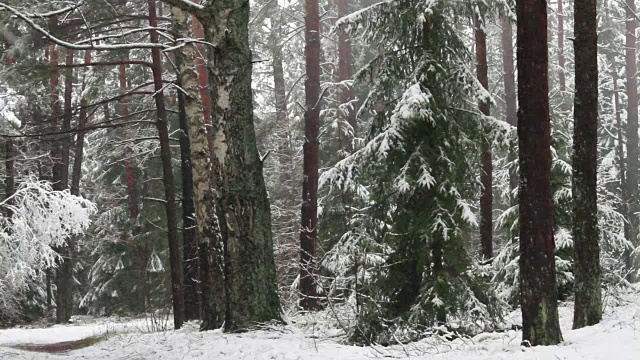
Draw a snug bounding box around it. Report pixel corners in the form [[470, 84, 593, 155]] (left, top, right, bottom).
[[148, 0, 184, 329], [572, 0, 601, 329], [501, 16, 518, 205], [475, 20, 492, 260], [300, 0, 321, 311], [191, 0, 214, 157], [516, 0, 563, 346], [337, 0, 356, 140], [624, 0, 639, 275]]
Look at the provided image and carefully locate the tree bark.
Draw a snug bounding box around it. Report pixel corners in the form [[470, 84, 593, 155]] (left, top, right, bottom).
[[119, 62, 140, 220], [612, 66, 628, 238], [191, 0, 215, 158], [163, 0, 282, 332], [501, 16, 518, 206], [205, 0, 283, 330], [299, 0, 321, 312], [53, 46, 74, 323], [476, 19, 492, 260], [572, 0, 602, 329], [172, 6, 201, 322], [557, 0, 568, 112], [148, 0, 184, 329], [71, 50, 91, 197], [516, 0, 563, 346], [4, 44, 15, 216], [624, 0, 639, 277]]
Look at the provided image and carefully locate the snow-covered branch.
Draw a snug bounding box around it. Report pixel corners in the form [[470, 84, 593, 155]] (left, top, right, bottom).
[[0, 2, 167, 50], [0, 179, 96, 317]]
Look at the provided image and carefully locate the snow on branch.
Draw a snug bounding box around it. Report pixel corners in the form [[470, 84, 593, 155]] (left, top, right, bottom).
[[160, 0, 205, 14], [0, 2, 167, 51], [0, 179, 96, 316]]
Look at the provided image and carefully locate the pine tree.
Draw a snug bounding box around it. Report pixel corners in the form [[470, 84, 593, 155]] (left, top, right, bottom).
[[516, 0, 563, 346], [572, 0, 602, 329]]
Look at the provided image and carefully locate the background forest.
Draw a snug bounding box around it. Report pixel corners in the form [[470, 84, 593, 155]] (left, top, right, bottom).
[[0, 0, 635, 350]]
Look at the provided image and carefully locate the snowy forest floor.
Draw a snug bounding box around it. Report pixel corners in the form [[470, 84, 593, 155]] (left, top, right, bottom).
[[0, 291, 638, 360]]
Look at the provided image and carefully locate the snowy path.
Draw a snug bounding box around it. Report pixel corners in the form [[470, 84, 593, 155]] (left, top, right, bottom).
[[0, 299, 638, 360]]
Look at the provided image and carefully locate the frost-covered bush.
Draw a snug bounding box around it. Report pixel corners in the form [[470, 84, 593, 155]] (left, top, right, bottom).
[[0, 179, 96, 320]]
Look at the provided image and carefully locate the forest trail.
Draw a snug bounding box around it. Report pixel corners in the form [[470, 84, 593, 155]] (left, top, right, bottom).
[[0, 295, 638, 360]]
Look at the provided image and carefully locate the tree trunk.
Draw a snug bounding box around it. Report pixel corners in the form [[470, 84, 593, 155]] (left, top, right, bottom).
[[191, 0, 215, 158], [270, 7, 298, 293], [71, 50, 91, 197], [624, 0, 639, 277], [164, 0, 282, 332], [557, 0, 568, 112], [148, 0, 184, 329], [172, 7, 202, 322], [572, 0, 602, 329], [516, 0, 563, 346], [475, 19, 492, 260], [52, 45, 74, 324], [173, 6, 225, 330], [612, 66, 629, 241], [119, 63, 140, 219], [299, 0, 321, 312], [202, 0, 283, 330], [501, 16, 518, 206], [4, 44, 15, 216]]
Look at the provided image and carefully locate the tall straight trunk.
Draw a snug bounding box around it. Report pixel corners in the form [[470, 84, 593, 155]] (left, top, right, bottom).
[[300, 0, 321, 312], [476, 19, 492, 260], [572, 0, 602, 329], [55, 48, 74, 324], [71, 50, 91, 197], [119, 63, 140, 219], [148, 0, 184, 329], [191, 0, 214, 157], [272, 39, 292, 177], [624, 0, 639, 276], [60, 49, 73, 188], [557, 0, 568, 111], [172, 8, 201, 322], [48, 44, 68, 324], [613, 68, 628, 217], [50, 45, 62, 189], [501, 16, 518, 205], [516, 0, 563, 346], [4, 44, 15, 215], [337, 0, 356, 140]]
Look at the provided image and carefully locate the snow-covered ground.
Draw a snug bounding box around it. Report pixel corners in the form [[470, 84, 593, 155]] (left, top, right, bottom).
[[0, 295, 638, 360]]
